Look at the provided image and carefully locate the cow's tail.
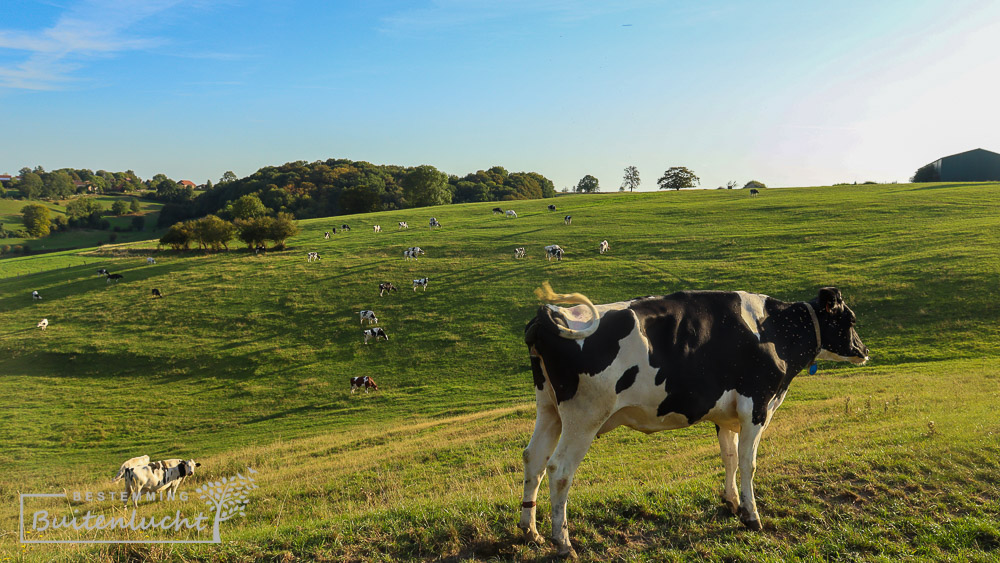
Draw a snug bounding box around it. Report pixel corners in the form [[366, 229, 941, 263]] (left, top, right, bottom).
[[533, 281, 600, 340]]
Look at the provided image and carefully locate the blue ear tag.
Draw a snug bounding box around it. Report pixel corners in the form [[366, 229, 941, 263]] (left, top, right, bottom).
[[808, 363, 818, 375]]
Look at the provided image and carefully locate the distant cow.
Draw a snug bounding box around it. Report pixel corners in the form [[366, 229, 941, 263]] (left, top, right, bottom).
[[548, 204, 556, 211], [519, 284, 869, 557], [358, 310, 378, 325], [413, 277, 429, 291], [545, 245, 564, 261], [404, 247, 425, 260], [350, 376, 379, 393], [564, 215, 572, 225], [97, 268, 109, 276], [146, 257, 155, 265], [507, 210, 517, 219], [599, 240, 610, 254], [342, 224, 351, 231], [429, 218, 441, 228], [112, 455, 150, 483], [106, 274, 124, 283], [363, 327, 389, 344], [123, 460, 200, 507], [398, 221, 409, 230], [514, 247, 526, 259], [373, 225, 382, 233], [307, 252, 321, 262], [37, 318, 49, 330], [151, 288, 163, 298], [493, 207, 504, 215], [379, 282, 398, 296], [749, 188, 760, 197], [324, 231, 331, 239], [32, 290, 41, 300], [254, 245, 266, 255]]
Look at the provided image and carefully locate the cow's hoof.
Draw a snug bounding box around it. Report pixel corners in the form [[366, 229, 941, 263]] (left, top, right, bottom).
[[555, 545, 578, 560], [520, 528, 545, 545], [720, 494, 739, 515], [740, 517, 763, 531]]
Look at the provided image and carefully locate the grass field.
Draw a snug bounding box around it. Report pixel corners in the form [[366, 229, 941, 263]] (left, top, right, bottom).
[[0, 195, 163, 251], [2, 183, 999, 561]]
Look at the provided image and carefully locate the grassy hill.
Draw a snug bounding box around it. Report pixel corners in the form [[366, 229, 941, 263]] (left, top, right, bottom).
[[2, 183, 999, 561]]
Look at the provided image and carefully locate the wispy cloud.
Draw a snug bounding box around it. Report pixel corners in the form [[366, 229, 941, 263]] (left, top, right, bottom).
[[0, 0, 183, 90]]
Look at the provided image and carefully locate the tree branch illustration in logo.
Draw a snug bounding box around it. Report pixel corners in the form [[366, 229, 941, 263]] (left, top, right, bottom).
[[196, 467, 259, 542]]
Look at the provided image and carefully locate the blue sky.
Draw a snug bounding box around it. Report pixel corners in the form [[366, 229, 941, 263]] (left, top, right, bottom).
[[2, 0, 999, 190]]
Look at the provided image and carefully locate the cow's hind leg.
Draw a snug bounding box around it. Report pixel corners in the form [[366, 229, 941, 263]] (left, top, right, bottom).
[[520, 395, 561, 545], [546, 417, 600, 558], [716, 424, 739, 515]]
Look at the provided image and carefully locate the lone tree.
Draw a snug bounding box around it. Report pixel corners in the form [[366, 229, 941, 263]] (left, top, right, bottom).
[[621, 166, 640, 192], [657, 167, 700, 190], [111, 200, 130, 216], [20, 204, 51, 237], [911, 163, 940, 183], [575, 175, 600, 193], [743, 180, 766, 190]]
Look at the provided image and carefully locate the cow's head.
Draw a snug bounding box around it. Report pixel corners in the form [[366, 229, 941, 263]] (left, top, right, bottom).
[[368, 377, 379, 390], [813, 287, 869, 365]]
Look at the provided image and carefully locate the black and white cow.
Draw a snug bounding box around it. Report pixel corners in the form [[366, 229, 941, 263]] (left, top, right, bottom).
[[519, 284, 869, 558], [429, 218, 441, 228], [123, 460, 200, 507], [373, 225, 382, 233], [514, 247, 526, 259], [97, 268, 109, 276], [750, 188, 760, 197], [307, 252, 321, 262], [151, 288, 163, 298], [412, 277, 429, 291], [342, 224, 351, 231], [324, 231, 331, 239], [564, 215, 572, 225], [146, 257, 156, 265], [548, 204, 556, 211], [350, 375, 379, 393], [404, 247, 425, 260], [398, 221, 409, 230], [379, 282, 398, 296], [493, 207, 504, 215], [363, 327, 389, 344], [506, 210, 518, 219], [357, 310, 378, 325], [599, 240, 610, 254], [106, 273, 124, 283], [255, 245, 266, 255], [32, 290, 42, 300], [544, 245, 564, 261]]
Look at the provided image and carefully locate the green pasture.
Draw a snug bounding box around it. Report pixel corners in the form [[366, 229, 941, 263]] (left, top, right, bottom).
[[0, 195, 163, 251], [1, 183, 999, 561]]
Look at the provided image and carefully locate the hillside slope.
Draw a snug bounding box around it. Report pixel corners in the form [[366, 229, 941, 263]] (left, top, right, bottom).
[[2, 183, 999, 561]]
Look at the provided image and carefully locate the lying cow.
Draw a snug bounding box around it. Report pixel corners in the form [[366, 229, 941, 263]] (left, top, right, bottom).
[[350, 376, 379, 393], [412, 277, 429, 291], [545, 245, 564, 261], [112, 455, 150, 483], [599, 240, 610, 254], [519, 283, 868, 557], [358, 310, 378, 325], [379, 282, 398, 296], [363, 327, 389, 344], [514, 247, 526, 259], [32, 290, 41, 300], [123, 459, 200, 507]]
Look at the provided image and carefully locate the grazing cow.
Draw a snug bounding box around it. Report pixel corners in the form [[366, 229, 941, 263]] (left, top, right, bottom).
[[123, 460, 200, 507], [342, 224, 351, 231], [599, 240, 610, 254], [152, 288, 163, 298], [506, 210, 518, 219], [307, 252, 321, 262], [112, 455, 150, 483], [564, 215, 572, 225], [97, 268, 109, 276], [363, 327, 389, 344], [548, 204, 557, 211], [324, 231, 331, 239], [429, 218, 441, 228], [514, 247, 526, 259], [398, 221, 409, 230], [37, 318, 48, 330], [106, 273, 124, 283], [750, 188, 760, 197], [519, 284, 869, 557], [357, 310, 378, 325], [404, 247, 425, 260], [412, 277, 429, 291], [32, 290, 41, 300], [379, 282, 398, 296], [545, 245, 564, 261], [373, 225, 382, 233], [493, 207, 504, 215], [350, 376, 379, 394], [147, 257, 156, 265]]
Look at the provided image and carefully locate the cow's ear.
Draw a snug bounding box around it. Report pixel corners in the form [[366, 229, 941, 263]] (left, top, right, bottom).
[[195, 462, 201, 467], [818, 287, 842, 313]]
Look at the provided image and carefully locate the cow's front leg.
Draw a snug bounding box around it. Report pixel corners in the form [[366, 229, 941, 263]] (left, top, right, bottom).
[[716, 424, 740, 515], [546, 422, 599, 558], [519, 398, 561, 545], [736, 414, 765, 530]]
